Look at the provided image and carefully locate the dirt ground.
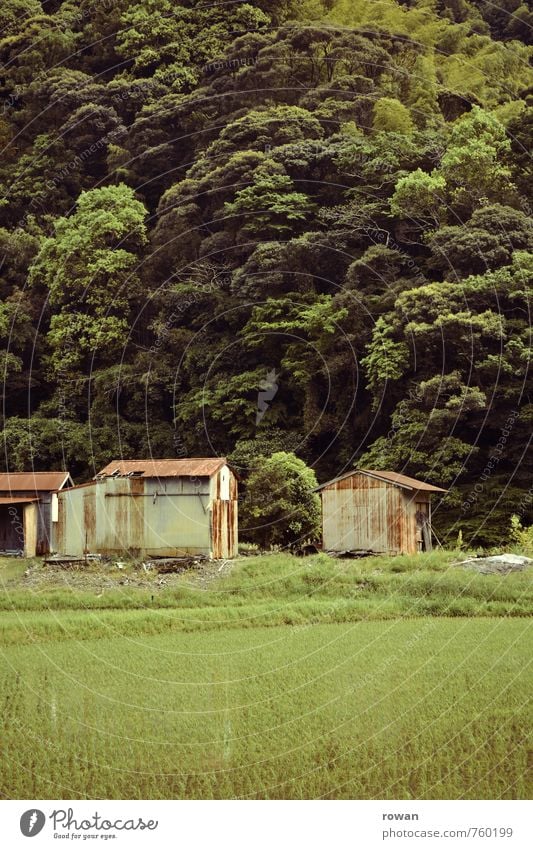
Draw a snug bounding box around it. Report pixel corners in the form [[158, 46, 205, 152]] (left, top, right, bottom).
[[0, 555, 236, 592]]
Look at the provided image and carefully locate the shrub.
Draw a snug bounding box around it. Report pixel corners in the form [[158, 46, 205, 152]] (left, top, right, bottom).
[[509, 514, 533, 555], [239, 451, 321, 549]]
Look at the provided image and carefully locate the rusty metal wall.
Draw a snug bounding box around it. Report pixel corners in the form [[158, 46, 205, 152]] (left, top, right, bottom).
[[36, 498, 51, 555], [100, 477, 141, 554], [402, 490, 430, 553], [23, 503, 38, 557], [141, 476, 211, 556], [210, 500, 238, 559], [321, 472, 418, 554], [209, 466, 238, 559], [54, 481, 100, 556], [55, 468, 238, 558]]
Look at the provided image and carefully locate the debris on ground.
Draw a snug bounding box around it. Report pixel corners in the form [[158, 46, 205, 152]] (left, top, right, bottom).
[[144, 555, 208, 573], [292, 543, 320, 557], [43, 555, 91, 568], [458, 553, 532, 574], [10, 555, 236, 591], [326, 549, 376, 559]]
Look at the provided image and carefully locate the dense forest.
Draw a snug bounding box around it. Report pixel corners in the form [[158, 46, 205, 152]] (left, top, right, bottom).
[[0, 0, 531, 545]]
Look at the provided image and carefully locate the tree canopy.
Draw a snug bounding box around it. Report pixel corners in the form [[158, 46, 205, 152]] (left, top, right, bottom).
[[0, 0, 531, 545]]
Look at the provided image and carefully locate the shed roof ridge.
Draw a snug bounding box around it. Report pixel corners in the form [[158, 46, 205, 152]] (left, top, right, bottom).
[[315, 467, 446, 492], [0, 471, 73, 491], [96, 458, 228, 478]]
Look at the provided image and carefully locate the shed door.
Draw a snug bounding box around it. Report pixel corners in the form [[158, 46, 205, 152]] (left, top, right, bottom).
[[0, 505, 24, 551], [415, 501, 430, 551]]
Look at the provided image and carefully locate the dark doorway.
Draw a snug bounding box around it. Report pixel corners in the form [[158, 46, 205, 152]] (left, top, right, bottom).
[[0, 505, 24, 553]]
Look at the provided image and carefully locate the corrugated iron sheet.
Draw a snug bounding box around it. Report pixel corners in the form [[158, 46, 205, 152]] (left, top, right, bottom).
[[0, 472, 71, 492], [359, 469, 447, 492], [316, 468, 446, 492], [55, 467, 239, 559], [320, 470, 435, 555], [0, 496, 40, 504], [96, 458, 227, 478]]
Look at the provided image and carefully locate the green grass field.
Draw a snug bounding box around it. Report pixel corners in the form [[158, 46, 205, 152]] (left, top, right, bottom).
[[0, 552, 531, 799]]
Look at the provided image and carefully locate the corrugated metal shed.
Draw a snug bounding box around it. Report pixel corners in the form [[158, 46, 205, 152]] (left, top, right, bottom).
[[0, 471, 72, 491], [0, 470, 73, 556], [55, 459, 238, 560], [96, 459, 227, 478], [316, 469, 445, 555]]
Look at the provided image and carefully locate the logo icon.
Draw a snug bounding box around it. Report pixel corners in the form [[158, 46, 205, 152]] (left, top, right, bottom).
[[20, 810, 46, 837], [256, 368, 279, 425]]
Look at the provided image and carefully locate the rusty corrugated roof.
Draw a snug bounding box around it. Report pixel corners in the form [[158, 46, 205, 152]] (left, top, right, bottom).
[[0, 472, 72, 492], [360, 469, 447, 492], [316, 468, 447, 492], [0, 496, 39, 504], [96, 458, 227, 478]]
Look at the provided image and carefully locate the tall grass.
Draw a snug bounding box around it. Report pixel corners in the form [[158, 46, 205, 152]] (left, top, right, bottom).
[[1, 552, 530, 799], [0, 619, 530, 799], [0, 553, 531, 629]]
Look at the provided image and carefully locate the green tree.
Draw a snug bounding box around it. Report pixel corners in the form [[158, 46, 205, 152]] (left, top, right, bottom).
[[224, 168, 317, 238], [427, 203, 532, 279], [391, 168, 447, 229], [408, 54, 441, 128], [28, 185, 148, 374], [439, 106, 515, 212], [240, 452, 321, 548], [373, 97, 415, 134]]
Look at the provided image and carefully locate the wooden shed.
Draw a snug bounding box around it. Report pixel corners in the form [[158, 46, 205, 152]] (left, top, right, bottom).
[[54, 458, 238, 560], [315, 469, 446, 555], [0, 471, 73, 556]]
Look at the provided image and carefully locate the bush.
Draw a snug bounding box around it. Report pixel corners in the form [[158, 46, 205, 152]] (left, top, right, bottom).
[[239, 451, 321, 549], [509, 514, 533, 555]]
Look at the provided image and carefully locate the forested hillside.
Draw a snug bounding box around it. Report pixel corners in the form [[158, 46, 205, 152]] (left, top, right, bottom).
[[0, 0, 531, 545]]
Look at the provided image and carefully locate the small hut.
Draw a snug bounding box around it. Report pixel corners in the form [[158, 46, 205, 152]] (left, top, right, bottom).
[[54, 459, 238, 560], [0, 471, 73, 556], [315, 469, 446, 555]]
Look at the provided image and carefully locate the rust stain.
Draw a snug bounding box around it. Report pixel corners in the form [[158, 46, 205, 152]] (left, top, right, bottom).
[[97, 458, 227, 478], [211, 501, 221, 559], [228, 501, 233, 557], [320, 472, 431, 555], [56, 495, 66, 552], [130, 477, 144, 551], [317, 469, 446, 493], [56, 468, 239, 559], [83, 490, 96, 552]]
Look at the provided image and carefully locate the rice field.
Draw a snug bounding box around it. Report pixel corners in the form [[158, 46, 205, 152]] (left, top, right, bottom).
[[0, 553, 531, 799]]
